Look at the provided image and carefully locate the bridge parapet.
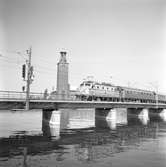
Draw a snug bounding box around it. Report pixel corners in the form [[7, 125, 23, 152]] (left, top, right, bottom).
[[0, 90, 44, 100]]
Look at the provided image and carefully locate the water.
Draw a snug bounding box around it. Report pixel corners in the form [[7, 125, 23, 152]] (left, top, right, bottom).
[[0, 108, 166, 167]]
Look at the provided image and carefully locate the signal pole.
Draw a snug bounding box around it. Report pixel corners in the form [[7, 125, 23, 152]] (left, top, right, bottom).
[[25, 47, 32, 110]]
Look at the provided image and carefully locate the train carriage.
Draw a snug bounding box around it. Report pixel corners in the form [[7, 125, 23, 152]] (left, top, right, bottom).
[[121, 87, 156, 103]]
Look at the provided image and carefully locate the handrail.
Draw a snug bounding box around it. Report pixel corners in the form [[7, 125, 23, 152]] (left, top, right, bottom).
[[0, 90, 44, 100]]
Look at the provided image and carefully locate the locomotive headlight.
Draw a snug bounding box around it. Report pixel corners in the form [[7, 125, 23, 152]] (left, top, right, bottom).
[[84, 88, 89, 94], [79, 86, 89, 94]]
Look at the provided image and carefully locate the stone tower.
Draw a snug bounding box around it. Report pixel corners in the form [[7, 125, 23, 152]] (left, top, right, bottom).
[[56, 51, 69, 99]]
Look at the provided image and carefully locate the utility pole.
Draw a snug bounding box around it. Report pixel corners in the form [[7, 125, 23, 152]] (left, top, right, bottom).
[[25, 47, 33, 110], [149, 82, 158, 109], [155, 86, 158, 109]]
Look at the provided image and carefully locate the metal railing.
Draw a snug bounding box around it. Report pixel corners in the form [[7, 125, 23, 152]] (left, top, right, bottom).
[[0, 91, 78, 101], [0, 90, 44, 100]]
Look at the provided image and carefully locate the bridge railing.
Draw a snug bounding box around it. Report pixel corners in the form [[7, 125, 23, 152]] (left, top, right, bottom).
[[0, 91, 78, 101], [0, 90, 44, 100]]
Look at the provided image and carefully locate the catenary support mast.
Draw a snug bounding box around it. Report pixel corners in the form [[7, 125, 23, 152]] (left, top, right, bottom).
[[25, 47, 32, 110]]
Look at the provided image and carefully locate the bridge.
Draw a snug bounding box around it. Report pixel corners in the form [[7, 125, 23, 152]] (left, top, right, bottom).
[[1, 51, 165, 111], [1, 90, 166, 135], [0, 90, 166, 110], [1, 98, 166, 110], [1, 51, 166, 128]]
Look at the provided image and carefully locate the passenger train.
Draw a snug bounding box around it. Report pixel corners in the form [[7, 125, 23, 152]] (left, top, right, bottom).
[[75, 80, 166, 104]]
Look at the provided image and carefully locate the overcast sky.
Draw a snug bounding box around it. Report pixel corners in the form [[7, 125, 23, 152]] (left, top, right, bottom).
[[0, 0, 166, 93]]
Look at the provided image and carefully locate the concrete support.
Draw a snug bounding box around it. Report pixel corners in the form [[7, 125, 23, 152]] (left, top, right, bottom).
[[95, 108, 111, 118], [159, 109, 166, 122], [106, 109, 117, 130], [127, 108, 149, 125], [138, 109, 149, 125], [95, 108, 112, 129], [95, 108, 127, 130], [149, 108, 166, 122], [127, 108, 143, 116], [42, 108, 61, 139], [148, 108, 163, 115]]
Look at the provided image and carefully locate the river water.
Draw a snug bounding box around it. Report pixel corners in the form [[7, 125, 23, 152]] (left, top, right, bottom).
[[0, 108, 166, 167]]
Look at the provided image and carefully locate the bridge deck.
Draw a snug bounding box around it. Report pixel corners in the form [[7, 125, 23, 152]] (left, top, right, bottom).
[[0, 99, 166, 110]]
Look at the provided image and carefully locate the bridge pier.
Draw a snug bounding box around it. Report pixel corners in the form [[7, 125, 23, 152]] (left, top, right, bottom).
[[148, 108, 163, 115], [95, 108, 113, 129], [95, 108, 111, 118], [95, 108, 127, 130], [127, 108, 149, 125], [159, 109, 166, 121], [148, 108, 166, 122], [127, 108, 143, 116], [42, 108, 61, 139]]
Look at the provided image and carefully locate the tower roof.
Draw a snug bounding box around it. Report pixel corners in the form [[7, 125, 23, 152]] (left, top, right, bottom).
[[59, 51, 67, 63]]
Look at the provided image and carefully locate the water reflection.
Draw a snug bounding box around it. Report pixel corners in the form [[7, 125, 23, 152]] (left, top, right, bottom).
[[0, 120, 159, 160], [1, 109, 166, 167]]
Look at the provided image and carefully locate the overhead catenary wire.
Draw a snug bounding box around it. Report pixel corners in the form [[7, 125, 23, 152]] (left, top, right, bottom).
[[0, 56, 23, 65], [35, 69, 56, 76], [0, 49, 27, 60], [33, 56, 57, 65], [0, 48, 86, 80], [33, 64, 56, 71], [0, 52, 56, 72]]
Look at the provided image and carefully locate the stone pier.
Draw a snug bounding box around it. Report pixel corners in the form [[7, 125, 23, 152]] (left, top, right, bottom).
[[42, 108, 61, 139], [95, 108, 127, 129]]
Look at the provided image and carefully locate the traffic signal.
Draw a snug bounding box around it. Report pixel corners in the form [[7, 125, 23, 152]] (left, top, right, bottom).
[[22, 86, 25, 91], [22, 64, 26, 79]]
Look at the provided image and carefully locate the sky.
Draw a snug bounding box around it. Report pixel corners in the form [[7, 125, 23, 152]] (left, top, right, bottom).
[[0, 0, 166, 93]]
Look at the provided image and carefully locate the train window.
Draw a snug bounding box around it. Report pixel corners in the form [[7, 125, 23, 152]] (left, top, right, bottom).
[[85, 84, 90, 86]]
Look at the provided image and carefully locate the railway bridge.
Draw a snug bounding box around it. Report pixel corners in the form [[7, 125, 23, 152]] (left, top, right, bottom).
[[1, 51, 166, 128], [1, 96, 166, 126]]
